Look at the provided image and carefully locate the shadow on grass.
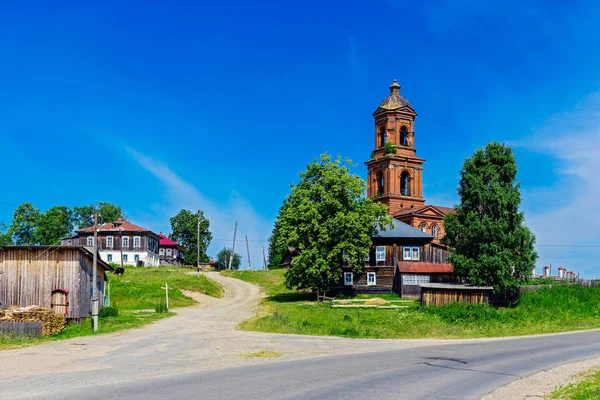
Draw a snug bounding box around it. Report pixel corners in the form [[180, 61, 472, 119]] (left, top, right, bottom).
[[268, 292, 315, 303]]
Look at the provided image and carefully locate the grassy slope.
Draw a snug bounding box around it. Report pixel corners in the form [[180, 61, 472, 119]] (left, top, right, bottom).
[[550, 368, 600, 399], [223, 270, 600, 339], [1, 267, 223, 350]]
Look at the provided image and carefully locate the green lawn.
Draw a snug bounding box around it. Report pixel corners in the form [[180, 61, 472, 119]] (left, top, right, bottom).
[[550, 368, 600, 399], [222, 270, 600, 339], [0, 267, 223, 350]]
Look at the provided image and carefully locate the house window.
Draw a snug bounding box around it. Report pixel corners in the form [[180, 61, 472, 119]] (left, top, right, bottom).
[[420, 223, 427, 232], [402, 274, 431, 285], [122, 236, 129, 248], [167, 248, 172, 256], [400, 126, 408, 146], [367, 272, 376, 285], [133, 236, 141, 249], [159, 248, 164, 255], [123, 254, 128, 262], [344, 272, 353, 286], [431, 224, 438, 237], [375, 246, 386, 262], [134, 254, 140, 262], [107, 254, 113, 262], [401, 171, 410, 196], [107, 236, 113, 248], [402, 246, 420, 261], [87, 237, 94, 246]]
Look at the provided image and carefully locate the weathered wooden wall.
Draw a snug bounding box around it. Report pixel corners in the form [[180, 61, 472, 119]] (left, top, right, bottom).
[[421, 244, 450, 263], [421, 287, 492, 306], [0, 247, 107, 319]]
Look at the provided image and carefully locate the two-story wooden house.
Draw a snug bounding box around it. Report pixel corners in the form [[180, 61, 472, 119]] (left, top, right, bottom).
[[158, 233, 186, 265], [62, 219, 160, 267]]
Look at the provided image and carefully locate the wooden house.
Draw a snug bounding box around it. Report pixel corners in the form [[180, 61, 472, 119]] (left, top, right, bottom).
[[0, 246, 114, 319], [158, 233, 186, 265], [330, 218, 454, 295]]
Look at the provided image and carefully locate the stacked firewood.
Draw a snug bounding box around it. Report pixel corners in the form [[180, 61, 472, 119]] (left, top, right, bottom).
[[0, 306, 66, 336]]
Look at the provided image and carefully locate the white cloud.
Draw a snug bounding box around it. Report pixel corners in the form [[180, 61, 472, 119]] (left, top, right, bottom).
[[126, 147, 273, 269], [517, 92, 600, 278]]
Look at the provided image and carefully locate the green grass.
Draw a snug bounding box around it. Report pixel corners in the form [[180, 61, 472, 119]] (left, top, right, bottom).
[[240, 350, 283, 359], [223, 270, 600, 339], [0, 267, 223, 350], [550, 368, 600, 399], [111, 267, 223, 310]]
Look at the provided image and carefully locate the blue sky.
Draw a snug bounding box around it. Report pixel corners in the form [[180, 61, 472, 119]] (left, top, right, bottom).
[[1, 1, 600, 276]]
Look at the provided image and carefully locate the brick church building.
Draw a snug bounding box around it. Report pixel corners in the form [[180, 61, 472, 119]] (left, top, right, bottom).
[[366, 80, 453, 243]]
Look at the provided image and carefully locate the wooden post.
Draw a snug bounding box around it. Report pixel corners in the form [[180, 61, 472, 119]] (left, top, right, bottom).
[[92, 212, 98, 332], [228, 222, 238, 270], [161, 282, 169, 311]]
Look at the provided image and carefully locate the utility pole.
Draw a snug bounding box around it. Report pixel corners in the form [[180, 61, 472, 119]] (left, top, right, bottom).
[[119, 226, 124, 271], [92, 212, 99, 332], [245, 235, 251, 270], [262, 247, 267, 271], [197, 210, 201, 270], [228, 221, 238, 270]]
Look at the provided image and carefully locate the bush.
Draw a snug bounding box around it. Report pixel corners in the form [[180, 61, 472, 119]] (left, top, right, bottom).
[[154, 300, 168, 314], [384, 142, 397, 155], [99, 306, 119, 318]]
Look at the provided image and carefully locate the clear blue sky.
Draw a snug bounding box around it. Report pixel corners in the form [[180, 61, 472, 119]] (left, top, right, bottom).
[[1, 1, 600, 276]]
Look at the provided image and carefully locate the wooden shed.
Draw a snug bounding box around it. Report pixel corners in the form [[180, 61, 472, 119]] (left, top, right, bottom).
[[0, 246, 114, 319], [420, 283, 493, 306]]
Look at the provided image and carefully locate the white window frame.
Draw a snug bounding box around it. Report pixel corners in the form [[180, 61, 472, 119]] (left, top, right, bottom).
[[133, 236, 141, 249], [134, 254, 140, 262], [431, 224, 438, 237], [402, 246, 421, 261], [167, 248, 172, 256], [107, 236, 113, 248], [344, 272, 353, 286], [123, 254, 128, 262], [122, 236, 129, 248], [367, 272, 376, 286], [375, 246, 386, 262], [420, 223, 427, 232], [107, 254, 113, 262]]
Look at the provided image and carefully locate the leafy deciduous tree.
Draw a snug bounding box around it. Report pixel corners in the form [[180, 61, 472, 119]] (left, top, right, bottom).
[[215, 247, 241, 270], [10, 203, 40, 245], [36, 206, 74, 245], [442, 142, 537, 292], [72, 202, 126, 229], [276, 154, 392, 292], [267, 202, 288, 270], [169, 209, 212, 266], [0, 223, 12, 246]]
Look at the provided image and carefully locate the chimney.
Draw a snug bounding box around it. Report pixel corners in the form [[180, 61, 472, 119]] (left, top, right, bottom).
[[543, 265, 550, 277]]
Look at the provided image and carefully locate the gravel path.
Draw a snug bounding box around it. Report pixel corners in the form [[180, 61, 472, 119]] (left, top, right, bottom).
[[482, 356, 600, 400], [0, 272, 463, 399]]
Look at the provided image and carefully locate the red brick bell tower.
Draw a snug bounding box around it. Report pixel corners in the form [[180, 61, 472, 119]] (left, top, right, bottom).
[[366, 80, 426, 214]]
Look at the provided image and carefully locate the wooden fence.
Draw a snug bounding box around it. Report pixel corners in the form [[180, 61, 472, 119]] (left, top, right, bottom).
[[420, 284, 493, 306]]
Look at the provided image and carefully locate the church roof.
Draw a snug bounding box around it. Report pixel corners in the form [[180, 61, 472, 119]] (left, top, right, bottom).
[[394, 205, 454, 218], [377, 80, 412, 110]]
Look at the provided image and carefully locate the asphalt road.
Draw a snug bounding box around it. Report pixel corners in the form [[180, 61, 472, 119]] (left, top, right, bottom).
[[13, 329, 600, 400]]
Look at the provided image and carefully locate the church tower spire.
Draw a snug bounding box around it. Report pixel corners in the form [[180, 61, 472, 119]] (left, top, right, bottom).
[[366, 80, 425, 214]]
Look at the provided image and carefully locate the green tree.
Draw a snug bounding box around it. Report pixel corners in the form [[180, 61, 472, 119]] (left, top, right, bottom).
[[9, 203, 41, 245], [0, 223, 12, 246], [442, 142, 537, 292], [36, 206, 74, 245], [277, 154, 392, 292], [214, 247, 242, 270], [169, 209, 212, 266], [73, 202, 126, 229], [267, 202, 289, 270]]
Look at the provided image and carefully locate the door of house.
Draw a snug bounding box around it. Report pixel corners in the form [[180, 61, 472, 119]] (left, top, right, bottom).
[[51, 290, 69, 315]]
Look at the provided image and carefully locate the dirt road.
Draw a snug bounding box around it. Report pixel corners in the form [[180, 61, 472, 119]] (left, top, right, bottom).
[[0, 272, 462, 399]]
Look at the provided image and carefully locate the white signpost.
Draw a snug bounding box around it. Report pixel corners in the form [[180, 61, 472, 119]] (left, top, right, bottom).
[[161, 282, 169, 312]]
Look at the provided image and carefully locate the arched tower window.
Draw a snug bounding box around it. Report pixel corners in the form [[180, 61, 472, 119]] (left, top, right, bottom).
[[379, 126, 386, 147], [431, 224, 438, 237], [377, 173, 385, 195], [400, 126, 408, 146], [420, 222, 427, 232], [400, 171, 410, 196]]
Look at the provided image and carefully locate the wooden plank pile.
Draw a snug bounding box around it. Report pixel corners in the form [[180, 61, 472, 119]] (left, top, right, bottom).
[[0, 306, 66, 336]]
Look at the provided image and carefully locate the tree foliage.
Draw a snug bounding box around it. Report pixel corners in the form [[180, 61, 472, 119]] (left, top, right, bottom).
[[9, 203, 40, 245], [169, 209, 212, 266], [36, 206, 74, 245], [267, 203, 288, 270], [275, 154, 392, 292], [0, 223, 12, 246], [72, 202, 126, 229], [442, 142, 537, 292], [215, 247, 242, 270]]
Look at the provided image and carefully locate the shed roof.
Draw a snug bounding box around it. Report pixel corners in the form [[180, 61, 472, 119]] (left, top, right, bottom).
[[373, 218, 433, 239], [398, 262, 453, 274], [0, 246, 114, 271], [419, 283, 493, 290]]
